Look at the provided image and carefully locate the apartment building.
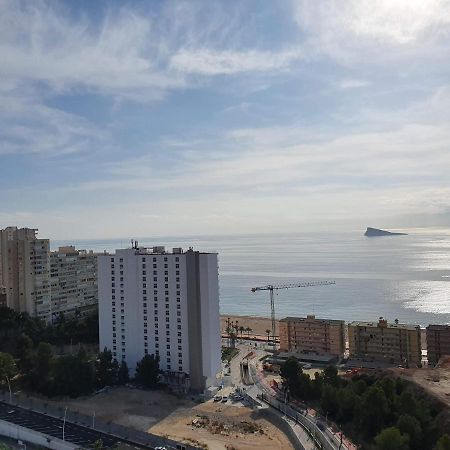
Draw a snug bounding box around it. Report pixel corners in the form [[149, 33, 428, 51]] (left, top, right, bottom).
[[426, 324, 450, 367], [98, 245, 221, 393], [279, 315, 346, 359], [348, 318, 422, 367], [50, 246, 98, 319], [0, 227, 51, 318]]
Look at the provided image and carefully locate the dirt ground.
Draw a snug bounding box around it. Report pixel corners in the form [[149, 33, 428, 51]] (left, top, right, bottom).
[[150, 400, 294, 450], [220, 315, 279, 340], [44, 386, 195, 430], [390, 356, 450, 408]]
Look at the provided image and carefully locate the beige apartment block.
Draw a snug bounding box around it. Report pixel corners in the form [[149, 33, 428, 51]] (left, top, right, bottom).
[[348, 318, 422, 367], [0, 227, 51, 318], [427, 324, 450, 367], [279, 315, 346, 358], [50, 246, 98, 319]]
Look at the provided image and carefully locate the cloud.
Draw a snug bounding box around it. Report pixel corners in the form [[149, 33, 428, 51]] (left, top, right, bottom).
[[170, 48, 302, 75], [293, 0, 450, 64]]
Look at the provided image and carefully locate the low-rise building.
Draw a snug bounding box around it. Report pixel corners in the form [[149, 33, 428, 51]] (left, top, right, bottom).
[[348, 318, 421, 367], [50, 246, 98, 319], [279, 315, 346, 359], [426, 324, 450, 367]]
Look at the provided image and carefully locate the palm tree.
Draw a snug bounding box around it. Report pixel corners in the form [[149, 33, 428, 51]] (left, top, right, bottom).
[[239, 326, 245, 338], [246, 327, 253, 338], [265, 329, 271, 343]]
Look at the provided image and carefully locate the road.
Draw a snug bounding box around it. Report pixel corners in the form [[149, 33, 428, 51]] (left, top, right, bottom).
[[0, 401, 144, 449]]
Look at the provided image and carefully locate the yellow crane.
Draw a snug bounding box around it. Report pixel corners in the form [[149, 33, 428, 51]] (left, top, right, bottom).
[[251, 281, 336, 347]]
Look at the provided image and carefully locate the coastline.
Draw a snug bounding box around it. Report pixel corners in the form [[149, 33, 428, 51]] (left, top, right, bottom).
[[220, 314, 279, 339]]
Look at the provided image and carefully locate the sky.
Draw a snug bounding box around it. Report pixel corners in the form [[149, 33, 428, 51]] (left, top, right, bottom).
[[1, 0, 450, 239]]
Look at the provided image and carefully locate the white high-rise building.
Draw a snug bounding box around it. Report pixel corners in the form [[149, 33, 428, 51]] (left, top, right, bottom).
[[98, 245, 221, 392]]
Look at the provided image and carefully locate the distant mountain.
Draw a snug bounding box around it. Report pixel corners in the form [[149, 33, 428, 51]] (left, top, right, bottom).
[[364, 227, 408, 237]]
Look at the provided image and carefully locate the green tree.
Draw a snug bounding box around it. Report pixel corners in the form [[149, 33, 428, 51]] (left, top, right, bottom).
[[95, 348, 118, 388], [323, 365, 339, 387], [397, 414, 422, 449], [360, 384, 390, 437], [118, 360, 129, 385], [51, 350, 94, 397], [135, 354, 160, 389], [280, 357, 301, 385], [337, 387, 357, 423], [239, 326, 245, 338], [374, 427, 409, 450], [434, 434, 450, 450], [320, 384, 339, 418], [0, 352, 17, 383], [16, 333, 34, 372]]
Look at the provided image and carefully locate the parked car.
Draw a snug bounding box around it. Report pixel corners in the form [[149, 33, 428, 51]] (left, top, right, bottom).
[[221, 396, 228, 403], [213, 395, 222, 402]]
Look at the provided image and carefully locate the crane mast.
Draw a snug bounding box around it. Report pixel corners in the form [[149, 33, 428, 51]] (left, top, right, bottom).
[[251, 281, 336, 347]]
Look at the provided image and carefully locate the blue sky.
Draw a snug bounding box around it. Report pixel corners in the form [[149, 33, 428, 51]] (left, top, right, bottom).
[[1, 0, 450, 239]]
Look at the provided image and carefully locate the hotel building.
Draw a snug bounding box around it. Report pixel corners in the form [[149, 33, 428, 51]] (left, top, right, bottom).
[[426, 324, 450, 367], [348, 318, 422, 366], [279, 315, 346, 359], [97, 245, 221, 392]]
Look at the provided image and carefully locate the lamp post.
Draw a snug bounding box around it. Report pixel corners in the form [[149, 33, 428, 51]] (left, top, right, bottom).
[[6, 375, 12, 404], [62, 407, 68, 441]]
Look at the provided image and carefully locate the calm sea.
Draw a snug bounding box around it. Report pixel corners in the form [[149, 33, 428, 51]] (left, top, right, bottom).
[[54, 229, 450, 326]]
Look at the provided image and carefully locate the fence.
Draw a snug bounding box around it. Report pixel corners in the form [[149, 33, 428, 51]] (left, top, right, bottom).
[[0, 390, 197, 450]]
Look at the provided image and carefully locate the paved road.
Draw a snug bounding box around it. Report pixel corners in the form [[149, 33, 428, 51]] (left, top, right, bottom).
[[0, 401, 143, 449]]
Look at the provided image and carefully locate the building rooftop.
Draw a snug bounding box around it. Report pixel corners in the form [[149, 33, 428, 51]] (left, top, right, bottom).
[[280, 315, 345, 325], [349, 318, 420, 331], [99, 246, 217, 256]]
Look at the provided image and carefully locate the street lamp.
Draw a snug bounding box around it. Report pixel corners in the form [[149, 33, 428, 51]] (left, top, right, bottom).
[[62, 407, 68, 441], [5, 375, 12, 404]]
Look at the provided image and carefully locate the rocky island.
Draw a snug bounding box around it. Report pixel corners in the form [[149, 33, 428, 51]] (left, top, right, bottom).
[[364, 227, 408, 237]]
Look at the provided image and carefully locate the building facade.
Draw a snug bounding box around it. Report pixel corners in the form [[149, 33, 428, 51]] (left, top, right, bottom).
[[279, 315, 346, 358], [0, 285, 6, 307], [98, 246, 221, 392], [50, 246, 98, 319], [0, 227, 51, 318], [427, 324, 450, 367], [348, 318, 422, 367]]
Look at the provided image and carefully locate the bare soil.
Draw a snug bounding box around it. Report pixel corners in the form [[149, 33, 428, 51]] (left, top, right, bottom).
[[389, 356, 450, 408], [150, 400, 295, 450]]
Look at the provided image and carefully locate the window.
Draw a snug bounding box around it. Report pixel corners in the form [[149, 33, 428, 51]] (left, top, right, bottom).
[[153, 277, 157, 282], [153, 263, 157, 269], [144, 342, 148, 348], [177, 325, 181, 330], [155, 343, 159, 348], [166, 345, 170, 350], [166, 304, 169, 309], [176, 264, 179, 269], [166, 351, 170, 356], [165, 277, 168, 282], [164, 257, 168, 262], [153, 257, 157, 262], [166, 317, 170, 322], [175, 257, 179, 262]]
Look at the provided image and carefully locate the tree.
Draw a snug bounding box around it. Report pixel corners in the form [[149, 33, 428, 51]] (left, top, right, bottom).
[[280, 357, 302, 389], [360, 384, 390, 437], [265, 329, 271, 343], [135, 354, 160, 389], [320, 384, 339, 418], [323, 365, 339, 387], [245, 327, 252, 338], [397, 414, 422, 449], [374, 427, 409, 450], [0, 352, 17, 383], [118, 360, 129, 385], [435, 435, 450, 450], [239, 326, 245, 338], [16, 333, 34, 372], [96, 348, 118, 388], [337, 387, 357, 423], [51, 350, 94, 397]]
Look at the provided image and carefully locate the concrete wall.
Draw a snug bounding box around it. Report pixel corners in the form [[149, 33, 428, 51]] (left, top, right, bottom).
[[0, 419, 77, 450]]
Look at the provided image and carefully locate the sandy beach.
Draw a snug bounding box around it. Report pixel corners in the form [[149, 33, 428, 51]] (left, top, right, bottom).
[[220, 314, 279, 340]]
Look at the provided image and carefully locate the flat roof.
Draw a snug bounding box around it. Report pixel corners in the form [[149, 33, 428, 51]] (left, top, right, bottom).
[[349, 321, 420, 331], [281, 316, 345, 325]]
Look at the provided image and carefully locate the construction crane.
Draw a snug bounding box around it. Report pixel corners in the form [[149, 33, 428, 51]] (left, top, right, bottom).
[[251, 281, 336, 347]]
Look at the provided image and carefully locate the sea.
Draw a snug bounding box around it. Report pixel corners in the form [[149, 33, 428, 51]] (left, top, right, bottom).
[[53, 228, 450, 327]]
